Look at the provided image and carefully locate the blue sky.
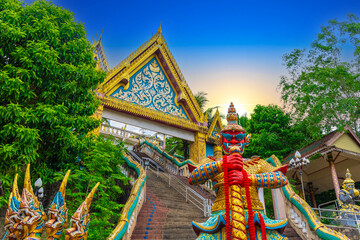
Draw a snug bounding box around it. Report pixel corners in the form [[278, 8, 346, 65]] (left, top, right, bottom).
[[25, 0, 360, 116]]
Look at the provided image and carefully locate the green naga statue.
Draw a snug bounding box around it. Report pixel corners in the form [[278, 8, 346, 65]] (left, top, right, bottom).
[[3, 164, 99, 240]]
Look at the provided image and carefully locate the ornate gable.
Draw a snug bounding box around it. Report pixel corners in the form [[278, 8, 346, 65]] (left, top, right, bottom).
[[206, 109, 223, 143], [110, 57, 188, 119], [99, 27, 205, 130]]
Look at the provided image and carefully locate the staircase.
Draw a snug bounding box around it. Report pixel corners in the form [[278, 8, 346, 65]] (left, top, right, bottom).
[[132, 170, 208, 239], [283, 224, 302, 240], [130, 150, 302, 239]]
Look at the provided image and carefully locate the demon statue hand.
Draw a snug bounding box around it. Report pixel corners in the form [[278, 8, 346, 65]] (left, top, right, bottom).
[[188, 102, 289, 240], [3, 164, 99, 240], [338, 169, 360, 226]]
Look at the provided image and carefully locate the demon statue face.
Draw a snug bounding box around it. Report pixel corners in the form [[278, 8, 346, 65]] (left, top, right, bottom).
[[219, 102, 251, 155]]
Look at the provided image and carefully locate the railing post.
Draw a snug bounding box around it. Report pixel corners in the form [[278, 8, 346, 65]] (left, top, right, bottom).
[[356, 210, 360, 235], [169, 174, 171, 187], [208, 199, 211, 217], [203, 199, 207, 217]]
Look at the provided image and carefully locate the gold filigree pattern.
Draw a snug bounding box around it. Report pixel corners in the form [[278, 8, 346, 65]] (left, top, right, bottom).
[[111, 58, 188, 119]]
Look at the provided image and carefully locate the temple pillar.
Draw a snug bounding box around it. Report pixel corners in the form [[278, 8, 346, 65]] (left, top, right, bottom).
[[327, 153, 340, 199], [258, 188, 266, 214], [213, 145, 223, 161], [308, 182, 317, 208], [272, 188, 286, 220], [189, 132, 206, 163]]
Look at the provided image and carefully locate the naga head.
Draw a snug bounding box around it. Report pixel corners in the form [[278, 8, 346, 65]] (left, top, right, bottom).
[[65, 182, 100, 240], [219, 102, 251, 155], [4, 174, 23, 240], [46, 170, 71, 239], [19, 164, 46, 239]]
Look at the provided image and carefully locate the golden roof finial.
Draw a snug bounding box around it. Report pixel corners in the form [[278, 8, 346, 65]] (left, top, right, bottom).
[[157, 23, 162, 35], [99, 27, 104, 40]]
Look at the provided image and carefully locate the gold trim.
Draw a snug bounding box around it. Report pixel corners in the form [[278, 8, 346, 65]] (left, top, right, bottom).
[[206, 109, 223, 142], [107, 153, 146, 240], [101, 95, 207, 133]]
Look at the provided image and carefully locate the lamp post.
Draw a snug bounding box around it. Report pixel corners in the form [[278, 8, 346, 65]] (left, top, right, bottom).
[[289, 151, 310, 200]]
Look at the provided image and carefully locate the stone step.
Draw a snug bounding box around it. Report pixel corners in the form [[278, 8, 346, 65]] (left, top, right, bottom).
[[132, 187, 169, 240], [283, 224, 302, 240]]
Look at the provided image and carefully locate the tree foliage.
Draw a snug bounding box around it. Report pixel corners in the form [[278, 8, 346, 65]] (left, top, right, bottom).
[[280, 14, 360, 138], [204, 106, 225, 127], [165, 136, 186, 157], [55, 136, 129, 239], [194, 91, 224, 126], [194, 91, 209, 112], [243, 104, 309, 160], [0, 1, 129, 238], [0, 0, 105, 185]]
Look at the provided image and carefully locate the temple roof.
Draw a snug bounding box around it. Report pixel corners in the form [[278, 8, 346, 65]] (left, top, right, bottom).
[[283, 126, 360, 163], [98, 27, 206, 132], [206, 109, 223, 144]]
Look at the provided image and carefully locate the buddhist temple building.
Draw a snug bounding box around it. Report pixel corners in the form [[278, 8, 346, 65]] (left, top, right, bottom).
[[283, 126, 360, 208]]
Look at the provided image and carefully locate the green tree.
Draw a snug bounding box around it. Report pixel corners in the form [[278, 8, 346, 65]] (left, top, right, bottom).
[[194, 91, 225, 126], [165, 136, 185, 157], [204, 106, 225, 127], [280, 14, 360, 139], [243, 104, 309, 160], [194, 91, 209, 112], [237, 113, 249, 129], [0, 0, 104, 186], [0, 1, 129, 238], [55, 135, 129, 239]]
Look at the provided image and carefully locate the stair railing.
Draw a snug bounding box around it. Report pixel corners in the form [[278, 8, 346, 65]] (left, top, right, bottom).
[[137, 142, 215, 197], [128, 151, 144, 167], [266, 155, 350, 240], [108, 153, 146, 240], [147, 164, 212, 217], [312, 207, 360, 237]]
